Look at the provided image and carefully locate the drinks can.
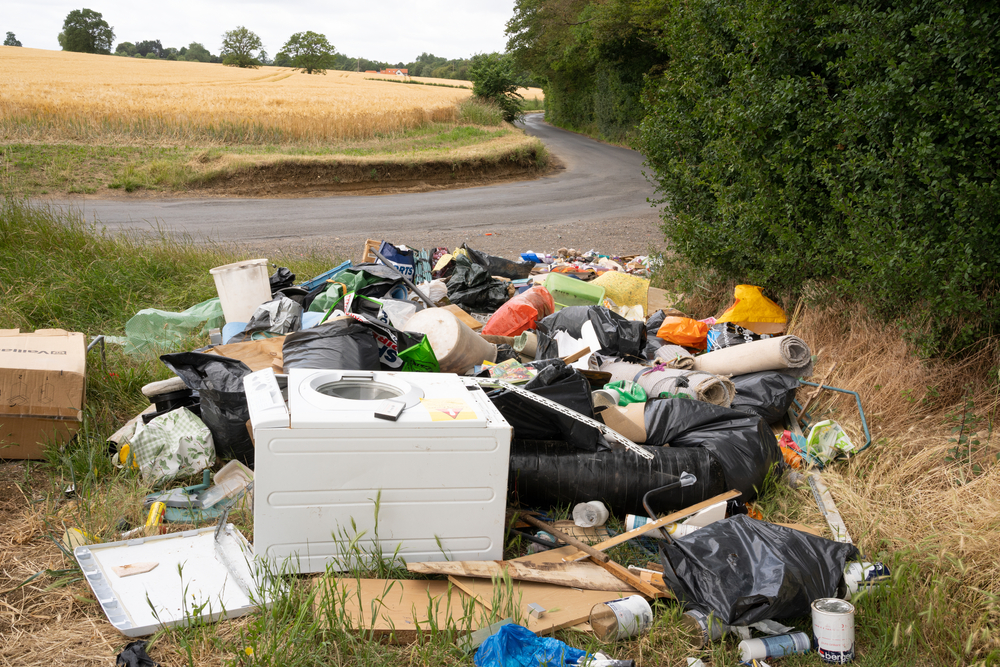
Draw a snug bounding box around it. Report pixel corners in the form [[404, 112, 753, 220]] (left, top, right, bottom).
[[145, 501, 166, 532], [589, 595, 653, 641], [738, 631, 811, 661], [812, 597, 855, 663]]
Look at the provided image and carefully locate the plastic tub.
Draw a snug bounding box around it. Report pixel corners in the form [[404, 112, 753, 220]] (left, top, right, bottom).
[[543, 272, 606, 311], [210, 259, 272, 324]]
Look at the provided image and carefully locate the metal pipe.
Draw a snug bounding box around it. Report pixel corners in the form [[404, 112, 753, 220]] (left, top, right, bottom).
[[372, 248, 437, 308], [797, 381, 871, 452]]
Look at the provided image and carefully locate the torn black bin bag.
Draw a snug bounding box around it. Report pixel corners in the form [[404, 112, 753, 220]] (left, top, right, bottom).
[[537, 306, 646, 359], [447, 254, 511, 311], [644, 399, 780, 501], [281, 318, 381, 371], [533, 330, 560, 360], [587, 307, 646, 359], [509, 439, 727, 515], [461, 243, 535, 279], [730, 371, 800, 424], [159, 352, 254, 466], [269, 266, 295, 295], [658, 515, 860, 626], [643, 310, 668, 359], [490, 361, 603, 451], [116, 640, 159, 667]]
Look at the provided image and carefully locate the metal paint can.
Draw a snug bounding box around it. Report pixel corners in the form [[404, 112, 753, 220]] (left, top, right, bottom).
[[589, 595, 653, 641], [738, 631, 812, 662], [680, 608, 733, 647], [812, 597, 855, 663]]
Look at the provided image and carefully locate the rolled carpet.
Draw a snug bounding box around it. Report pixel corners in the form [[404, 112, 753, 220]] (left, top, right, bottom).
[[600, 360, 734, 408], [691, 335, 813, 378]]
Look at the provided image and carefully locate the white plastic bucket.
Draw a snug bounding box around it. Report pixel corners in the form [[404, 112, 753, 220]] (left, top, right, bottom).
[[209, 259, 272, 324], [404, 308, 497, 374]]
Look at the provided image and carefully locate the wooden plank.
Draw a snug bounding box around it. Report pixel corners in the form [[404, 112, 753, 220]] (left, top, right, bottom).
[[441, 304, 483, 331], [313, 578, 485, 643], [562, 490, 742, 562], [520, 515, 665, 599], [447, 575, 631, 636], [407, 558, 635, 592], [776, 522, 824, 537]]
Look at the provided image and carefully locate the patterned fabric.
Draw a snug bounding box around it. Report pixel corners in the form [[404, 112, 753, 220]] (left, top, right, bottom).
[[130, 407, 215, 485]]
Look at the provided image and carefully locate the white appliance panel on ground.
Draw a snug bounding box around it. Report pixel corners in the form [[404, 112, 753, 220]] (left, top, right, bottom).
[[248, 369, 511, 574]]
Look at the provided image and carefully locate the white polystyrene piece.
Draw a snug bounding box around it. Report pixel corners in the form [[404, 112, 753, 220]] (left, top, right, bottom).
[[250, 371, 511, 573], [74, 526, 266, 637]]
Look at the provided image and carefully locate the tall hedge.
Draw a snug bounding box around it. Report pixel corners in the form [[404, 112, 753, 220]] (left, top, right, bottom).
[[640, 0, 1000, 353]]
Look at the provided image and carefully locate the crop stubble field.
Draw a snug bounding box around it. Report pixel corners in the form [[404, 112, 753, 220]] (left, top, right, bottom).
[[0, 47, 546, 195]]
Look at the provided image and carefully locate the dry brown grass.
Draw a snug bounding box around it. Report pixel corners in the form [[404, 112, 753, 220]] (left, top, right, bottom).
[[0, 48, 543, 146]]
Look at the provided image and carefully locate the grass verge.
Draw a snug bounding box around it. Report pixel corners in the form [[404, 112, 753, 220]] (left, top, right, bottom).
[[2, 110, 547, 197], [3, 205, 998, 665]]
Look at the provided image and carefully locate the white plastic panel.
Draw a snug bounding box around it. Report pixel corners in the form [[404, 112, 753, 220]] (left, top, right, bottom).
[[74, 526, 266, 637]]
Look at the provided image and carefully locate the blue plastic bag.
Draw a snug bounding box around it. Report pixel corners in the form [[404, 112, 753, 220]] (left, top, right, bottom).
[[474, 624, 587, 667]]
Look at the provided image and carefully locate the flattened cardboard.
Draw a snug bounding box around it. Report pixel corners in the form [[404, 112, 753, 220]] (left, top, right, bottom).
[[0, 329, 86, 459], [314, 578, 485, 643]]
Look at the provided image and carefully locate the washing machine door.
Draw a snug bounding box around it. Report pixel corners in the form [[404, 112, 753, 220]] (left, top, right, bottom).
[[289, 370, 425, 426]]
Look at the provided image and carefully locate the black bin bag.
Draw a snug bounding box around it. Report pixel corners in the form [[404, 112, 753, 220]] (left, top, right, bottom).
[[730, 371, 800, 424], [537, 306, 646, 359], [644, 399, 780, 501], [461, 243, 535, 279], [160, 352, 254, 466], [446, 254, 511, 311], [509, 440, 727, 515], [659, 515, 860, 625], [282, 318, 380, 371], [490, 361, 602, 451]]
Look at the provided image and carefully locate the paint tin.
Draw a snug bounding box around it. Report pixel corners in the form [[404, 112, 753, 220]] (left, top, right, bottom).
[[812, 597, 855, 663], [680, 608, 733, 647], [738, 631, 812, 662], [589, 595, 653, 641]]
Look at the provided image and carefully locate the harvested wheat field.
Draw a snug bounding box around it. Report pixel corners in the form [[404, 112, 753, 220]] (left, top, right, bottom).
[[0, 47, 542, 145]]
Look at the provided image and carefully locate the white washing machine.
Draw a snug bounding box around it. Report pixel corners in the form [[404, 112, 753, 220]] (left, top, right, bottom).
[[245, 368, 512, 573]]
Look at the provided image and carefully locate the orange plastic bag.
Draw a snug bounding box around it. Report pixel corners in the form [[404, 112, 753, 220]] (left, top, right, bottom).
[[655, 316, 709, 350], [482, 286, 555, 337]]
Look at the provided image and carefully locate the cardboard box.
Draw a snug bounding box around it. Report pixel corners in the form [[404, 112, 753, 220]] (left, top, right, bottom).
[[0, 329, 86, 460]]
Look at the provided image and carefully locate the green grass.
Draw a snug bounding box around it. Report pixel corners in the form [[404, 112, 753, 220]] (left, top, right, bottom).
[[3, 204, 992, 666], [0, 122, 517, 197]]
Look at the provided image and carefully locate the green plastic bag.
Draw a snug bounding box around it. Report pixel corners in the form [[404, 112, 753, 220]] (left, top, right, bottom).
[[806, 419, 856, 464], [399, 335, 440, 373], [605, 380, 647, 406], [124, 297, 225, 356]]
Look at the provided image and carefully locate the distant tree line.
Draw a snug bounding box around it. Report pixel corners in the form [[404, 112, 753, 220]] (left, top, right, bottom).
[[49, 8, 494, 83]]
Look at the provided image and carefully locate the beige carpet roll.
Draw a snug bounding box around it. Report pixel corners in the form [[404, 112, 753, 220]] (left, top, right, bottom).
[[654, 344, 695, 369], [692, 335, 812, 377], [599, 361, 734, 407]]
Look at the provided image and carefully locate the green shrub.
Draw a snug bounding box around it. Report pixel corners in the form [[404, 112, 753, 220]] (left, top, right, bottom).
[[639, 0, 1000, 354]]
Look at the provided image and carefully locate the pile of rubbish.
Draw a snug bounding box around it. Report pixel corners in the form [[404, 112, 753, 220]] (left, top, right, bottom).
[[2, 239, 881, 665]]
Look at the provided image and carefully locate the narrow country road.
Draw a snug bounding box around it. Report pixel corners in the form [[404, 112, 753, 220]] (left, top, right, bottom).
[[42, 115, 664, 257]]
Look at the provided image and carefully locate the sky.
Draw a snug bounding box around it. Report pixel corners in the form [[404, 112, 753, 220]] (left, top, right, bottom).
[[3, 0, 516, 63]]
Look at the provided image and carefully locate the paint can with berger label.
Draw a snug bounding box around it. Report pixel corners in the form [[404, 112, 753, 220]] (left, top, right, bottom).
[[812, 597, 855, 663]]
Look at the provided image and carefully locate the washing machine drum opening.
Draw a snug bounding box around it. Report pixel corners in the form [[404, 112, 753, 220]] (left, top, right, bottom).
[[316, 380, 401, 402]]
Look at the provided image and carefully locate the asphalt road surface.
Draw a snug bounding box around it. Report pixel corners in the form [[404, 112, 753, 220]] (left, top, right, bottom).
[[43, 114, 665, 257]]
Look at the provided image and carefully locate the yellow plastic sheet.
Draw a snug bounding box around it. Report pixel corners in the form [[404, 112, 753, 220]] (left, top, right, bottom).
[[592, 271, 650, 311], [716, 285, 786, 334]]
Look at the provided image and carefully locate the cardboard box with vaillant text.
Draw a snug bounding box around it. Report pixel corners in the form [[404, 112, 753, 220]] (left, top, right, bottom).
[[0, 329, 87, 460]]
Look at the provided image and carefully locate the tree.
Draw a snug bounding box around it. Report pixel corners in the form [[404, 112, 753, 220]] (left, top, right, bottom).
[[135, 39, 163, 58], [183, 42, 212, 63], [278, 31, 334, 74], [469, 52, 524, 123], [220, 26, 262, 68], [115, 41, 136, 56], [4, 32, 22, 47], [58, 8, 114, 54]]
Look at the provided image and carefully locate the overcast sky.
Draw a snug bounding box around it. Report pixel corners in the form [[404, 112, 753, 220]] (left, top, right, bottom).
[[4, 0, 516, 63]]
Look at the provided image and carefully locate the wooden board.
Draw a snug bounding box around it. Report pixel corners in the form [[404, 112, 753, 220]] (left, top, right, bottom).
[[647, 287, 682, 313], [563, 490, 742, 562], [313, 578, 486, 643], [551, 520, 610, 544], [406, 558, 635, 592], [441, 304, 484, 331], [447, 575, 631, 636]]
